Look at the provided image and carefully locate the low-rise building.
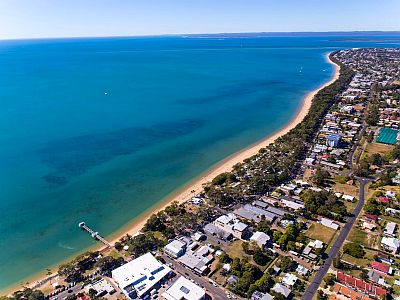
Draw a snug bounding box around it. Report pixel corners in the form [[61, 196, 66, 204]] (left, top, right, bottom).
[[178, 244, 214, 274], [318, 217, 339, 230], [234, 204, 276, 224], [84, 279, 115, 298], [336, 272, 387, 297], [330, 283, 372, 300], [381, 236, 400, 253], [251, 291, 274, 300], [112, 253, 172, 300], [162, 276, 205, 300], [384, 221, 397, 236], [164, 238, 187, 258], [282, 273, 298, 286], [296, 265, 309, 277], [326, 134, 342, 148], [371, 261, 392, 275], [250, 231, 270, 249], [385, 207, 400, 218], [281, 199, 304, 211], [213, 213, 250, 239], [271, 283, 291, 298]]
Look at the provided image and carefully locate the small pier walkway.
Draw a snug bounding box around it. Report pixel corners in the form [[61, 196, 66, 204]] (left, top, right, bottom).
[[78, 222, 112, 248]]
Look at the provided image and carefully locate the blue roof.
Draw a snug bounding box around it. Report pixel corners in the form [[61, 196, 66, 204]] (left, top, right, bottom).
[[327, 134, 341, 141]]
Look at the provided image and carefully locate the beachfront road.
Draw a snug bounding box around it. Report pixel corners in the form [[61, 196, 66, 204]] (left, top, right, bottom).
[[301, 177, 370, 300], [162, 254, 242, 300]]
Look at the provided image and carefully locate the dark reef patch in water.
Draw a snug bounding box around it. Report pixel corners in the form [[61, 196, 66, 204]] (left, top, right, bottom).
[[183, 79, 285, 105], [39, 118, 203, 184]]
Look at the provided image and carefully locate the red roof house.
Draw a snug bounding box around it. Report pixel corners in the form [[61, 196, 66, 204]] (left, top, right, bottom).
[[371, 261, 390, 275], [364, 214, 378, 222], [337, 272, 387, 297], [377, 196, 389, 204]]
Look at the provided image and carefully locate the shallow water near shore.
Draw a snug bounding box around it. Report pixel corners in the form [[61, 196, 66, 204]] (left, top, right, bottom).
[[0, 35, 399, 290]]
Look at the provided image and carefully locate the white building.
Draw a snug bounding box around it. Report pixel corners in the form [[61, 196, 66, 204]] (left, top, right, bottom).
[[342, 194, 355, 202], [281, 199, 304, 211], [282, 273, 298, 286], [250, 231, 270, 249], [164, 239, 187, 258], [318, 217, 339, 230], [214, 214, 249, 239], [84, 279, 115, 297], [308, 239, 324, 249], [384, 222, 397, 237], [296, 265, 309, 276], [112, 253, 172, 299], [162, 276, 205, 300], [381, 237, 400, 253], [251, 291, 274, 300], [271, 283, 291, 298]]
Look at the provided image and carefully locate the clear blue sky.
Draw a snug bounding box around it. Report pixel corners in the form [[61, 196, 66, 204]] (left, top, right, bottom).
[[0, 0, 399, 39]]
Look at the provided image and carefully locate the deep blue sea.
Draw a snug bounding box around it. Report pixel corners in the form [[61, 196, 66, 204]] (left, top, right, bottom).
[[0, 35, 399, 289]]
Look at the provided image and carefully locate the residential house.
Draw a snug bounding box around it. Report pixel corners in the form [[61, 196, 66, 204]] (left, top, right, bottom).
[[318, 217, 340, 230], [371, 261, 392, 275], [164, 238, 187, 258], [282, 273, 298, 287], [336, 272, 387, 297], [251, 291, 274, 300], [384, 221, 396, 236], [250, 231, 270, 249], [271, 283, 291, 298], [381, 236, 400, 253]]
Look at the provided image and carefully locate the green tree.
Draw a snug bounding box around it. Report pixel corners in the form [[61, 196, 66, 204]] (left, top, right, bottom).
[[95, 256, 124, 276], [343, 242, 364, 258], [333, 252, 342, 269], [9, 288, 45, 300], [143, 213, 166, 232], [279, 256, 296, 272], [323, 274, 335, 286], [256, 220, 271, 234], [312, 167, 331, 187], [253, 250, 270, 266]]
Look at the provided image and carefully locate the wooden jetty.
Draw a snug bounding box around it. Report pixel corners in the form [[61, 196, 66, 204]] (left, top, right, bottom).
[[78, 222, 112, 248]]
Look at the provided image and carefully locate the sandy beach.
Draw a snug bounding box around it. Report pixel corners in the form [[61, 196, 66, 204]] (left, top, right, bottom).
[[2, 53, 340, 296]]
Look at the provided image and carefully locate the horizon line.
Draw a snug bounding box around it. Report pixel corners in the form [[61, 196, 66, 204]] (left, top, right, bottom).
[[1, 30, 400, 42]]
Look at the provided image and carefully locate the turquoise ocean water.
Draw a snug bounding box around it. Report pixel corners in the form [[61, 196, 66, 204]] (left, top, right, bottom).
[[0, 35, 399, 289]]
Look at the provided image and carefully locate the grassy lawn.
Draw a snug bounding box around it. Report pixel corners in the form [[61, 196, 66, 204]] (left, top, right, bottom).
[[325, 231, 340, 252], [223, 240, 246, 259], [381, 185, 400, 195], [332, 181, 359, 198], [380, 214, 400, 226], [303, 168, 313, 181], [347, 227, 368, 246], [341, 248, 375, 268], [153, 231, 167, 241], [347, 226, 379, 248], [108, 249, 122, 259], [363, 142, 394, 156], [305, 223, 337, 244], [344, 201, 357, 212], [222, 240, 271, 271]]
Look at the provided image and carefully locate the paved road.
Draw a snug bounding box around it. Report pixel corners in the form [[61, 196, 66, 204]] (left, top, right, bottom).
[[301, 178, 370, 300]]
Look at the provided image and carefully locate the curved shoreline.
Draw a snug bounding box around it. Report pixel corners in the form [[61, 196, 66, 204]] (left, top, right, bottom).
[[1, 52, 340, 296]]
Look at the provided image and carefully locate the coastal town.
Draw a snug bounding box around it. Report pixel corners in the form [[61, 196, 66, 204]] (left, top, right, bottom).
[[3, 48, 400, 300]]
